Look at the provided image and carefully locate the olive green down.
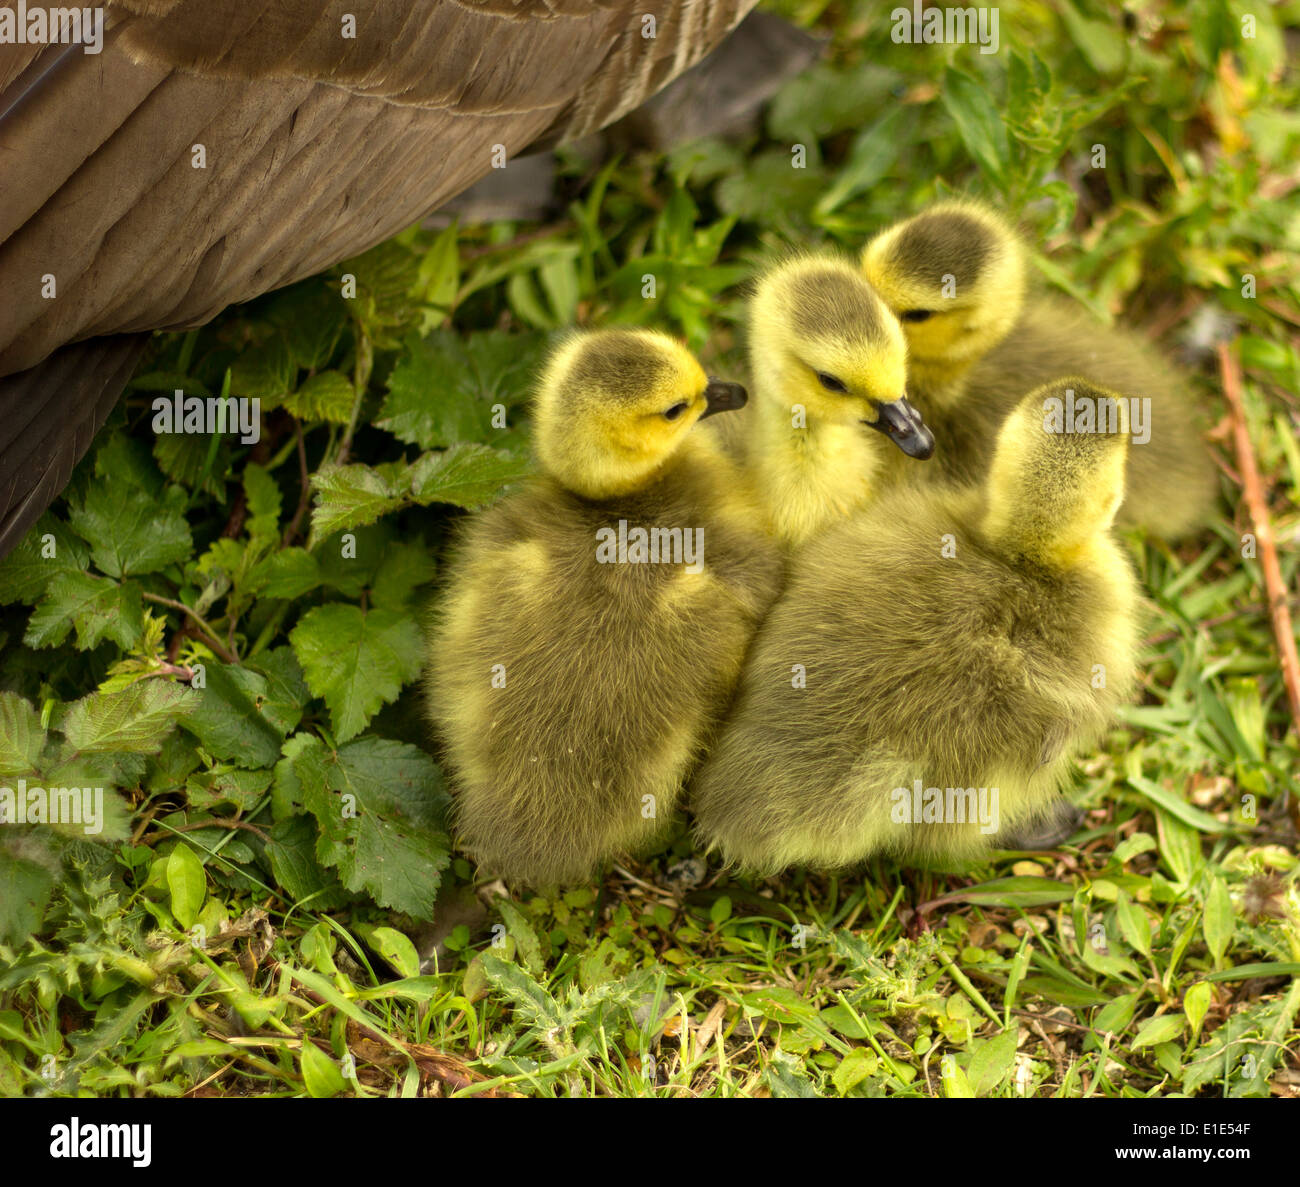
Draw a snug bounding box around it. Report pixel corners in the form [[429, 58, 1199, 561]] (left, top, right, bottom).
[[862, 200, 1218, 540], [427, 331, 782, 888], [690, 378, 1143, 874]]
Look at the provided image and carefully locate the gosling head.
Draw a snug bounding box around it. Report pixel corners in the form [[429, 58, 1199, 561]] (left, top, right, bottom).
[[862, 199, 1026, 374], [533, 329, 747, 500], [749, 255, 934, 459], [983, 378, 1131, 569]]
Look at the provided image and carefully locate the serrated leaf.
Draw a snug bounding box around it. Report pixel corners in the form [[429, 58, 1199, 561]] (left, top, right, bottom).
[[166, 842, 207, 930], [24, 572, 144, 651], [0, 514, 90, 605], [309, 462, 405, 541], [229, 337, 295, 406], [185, 766, 272, 812], [249, 547, 322, 600], [495, 899, 544, 976], [67, 484, 192, 578], [408, 444, 532, 510], [378, 331, 546, 450], [284, 371, 355, 424], [767, 1049, 819, 1098], [61, 680, 195, 754], [286, 734, 451, 916], [266, 816, 350, 910], [0, 693, 45, 777], [290, 604, 422, 742], [243, 463, 282, 541], [479, 951, 564, 1033], [0, 838, 57, 945], [180, 664, 288, 769], [369, 540, 437, 609]]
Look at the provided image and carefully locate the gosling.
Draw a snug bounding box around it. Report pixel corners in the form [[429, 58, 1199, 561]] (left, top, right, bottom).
[[691, 377, 1142, 873], [427, 329, 783, 888]]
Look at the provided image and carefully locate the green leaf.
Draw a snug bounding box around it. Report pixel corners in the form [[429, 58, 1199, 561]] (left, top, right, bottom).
[[940, 1052, 975, 1098], [930, 876, 1073, 908], [968, 1028, 1019, 1096], [265, 816, 350, 910], [766, 1049, 820, 1098], [831, 1047, 877, 1095], [300, 1040, 347, 1098], [0, 514, 90, 604], [1202, 877, 1235, 964], [355, 924, 420, 979], [940, 68, 1010, 188], [816, 107, 904, 215], [1115, 890, 1152, 958], [369, 540, 437, 610], [1184, 982, 1212, 1044], [1129, 775, 1233, 835], [181, 663, 290, 768], [1131, 1013, 1185, 1051], [0, 693, 45, 777], [1093, 991, 1141, 1036], [24, 572, 144, 651], [67, 484, 192, 578], [496, 899, 545, 976], [249, 548, 322, 600], [185, 766, 273, 812], [62, 680, 195, 753], [283, 371, 355, 424], [166, 842, 207, 930], [408, 444, 532, 511], [309, 462, 407, 541], [284, 734, 451, 916], [290, 604, 422, 742], [478, 951, 564, 1035], [229, 337, 295, 405], [0, 837, 58, 944], [378, 331, 547, 450]]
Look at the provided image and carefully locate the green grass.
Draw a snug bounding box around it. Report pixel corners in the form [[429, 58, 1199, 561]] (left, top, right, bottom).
[[1, 0, 1298, 1098]]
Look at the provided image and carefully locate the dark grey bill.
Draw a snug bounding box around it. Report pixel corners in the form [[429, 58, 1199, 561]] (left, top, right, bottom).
[[865, 396, 934, 459], [700, 379, 749, 418]]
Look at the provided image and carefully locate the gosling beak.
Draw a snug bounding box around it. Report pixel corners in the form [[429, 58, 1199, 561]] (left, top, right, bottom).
[[700, 379, 748, 419], [864, 396, 934, 460]]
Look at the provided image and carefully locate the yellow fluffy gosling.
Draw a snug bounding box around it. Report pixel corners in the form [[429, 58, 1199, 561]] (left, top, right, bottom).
[[862, 199, 1217, 538], [744, 255, 934, 547], [427, 329, 783, 888], [691, 377, 1141, 872]]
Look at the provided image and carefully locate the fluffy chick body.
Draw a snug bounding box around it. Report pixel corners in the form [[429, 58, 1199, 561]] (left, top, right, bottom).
[[744, 255, 933, 549], [691, 378, 1141, 873], [428, 330, 782, 888], [863, 200, 1217, 539]]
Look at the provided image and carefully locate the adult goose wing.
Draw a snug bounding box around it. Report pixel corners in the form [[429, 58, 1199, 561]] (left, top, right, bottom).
[[0, 0, 756, 555]]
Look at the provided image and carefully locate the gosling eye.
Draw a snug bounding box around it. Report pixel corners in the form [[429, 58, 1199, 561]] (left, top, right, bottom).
[[816, 372, 848, 393], [901, 309, 934, 323], [663, 401, 690, 421]]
